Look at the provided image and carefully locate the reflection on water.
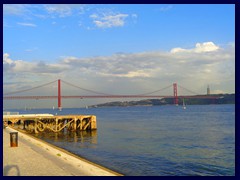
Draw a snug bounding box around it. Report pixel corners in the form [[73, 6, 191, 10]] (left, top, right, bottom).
[[33, 130, 97, 145]]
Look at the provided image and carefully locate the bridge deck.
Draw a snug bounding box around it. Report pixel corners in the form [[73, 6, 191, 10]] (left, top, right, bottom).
[[3, 114, 97, 133]]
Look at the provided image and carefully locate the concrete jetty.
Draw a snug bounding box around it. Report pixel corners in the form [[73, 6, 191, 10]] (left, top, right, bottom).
[[3, 126, 123, 176]]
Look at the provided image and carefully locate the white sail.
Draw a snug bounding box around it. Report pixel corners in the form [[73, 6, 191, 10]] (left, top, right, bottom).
[[183, 99, 186, 109]]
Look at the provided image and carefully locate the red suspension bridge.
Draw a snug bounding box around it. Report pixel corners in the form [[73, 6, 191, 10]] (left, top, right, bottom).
[[3, 79, 220, 110]]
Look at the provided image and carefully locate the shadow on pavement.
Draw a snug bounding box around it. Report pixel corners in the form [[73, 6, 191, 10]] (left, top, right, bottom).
[[3, 165, 21, 176]]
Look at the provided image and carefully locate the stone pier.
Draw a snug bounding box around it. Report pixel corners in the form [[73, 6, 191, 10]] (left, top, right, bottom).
[[3, 114, 97, 134]]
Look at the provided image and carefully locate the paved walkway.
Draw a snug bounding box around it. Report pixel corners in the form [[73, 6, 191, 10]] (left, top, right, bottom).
[[3, 127, 121, 176]]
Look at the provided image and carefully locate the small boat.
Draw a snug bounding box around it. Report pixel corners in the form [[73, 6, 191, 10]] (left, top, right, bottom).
[[183, 99, 186, 110]]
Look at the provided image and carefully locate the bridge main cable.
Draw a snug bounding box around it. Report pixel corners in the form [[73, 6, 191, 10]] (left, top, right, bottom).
[[3, 80, 58, 95]]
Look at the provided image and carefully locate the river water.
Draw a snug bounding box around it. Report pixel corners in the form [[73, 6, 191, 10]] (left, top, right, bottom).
[[10, 104, 235, 176]]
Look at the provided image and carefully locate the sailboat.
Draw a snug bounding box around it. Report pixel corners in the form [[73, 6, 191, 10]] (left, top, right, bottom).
[[183, 98, 186, 110]]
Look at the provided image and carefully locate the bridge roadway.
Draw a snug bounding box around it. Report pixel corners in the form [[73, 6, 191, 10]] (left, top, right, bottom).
[[3, 95, 219, 100]]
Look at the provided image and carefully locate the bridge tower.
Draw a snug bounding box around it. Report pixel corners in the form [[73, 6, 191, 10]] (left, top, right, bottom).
[[58, 79, 62, 111], [173, 83, 178, 105], [207, 85, 210, 95]]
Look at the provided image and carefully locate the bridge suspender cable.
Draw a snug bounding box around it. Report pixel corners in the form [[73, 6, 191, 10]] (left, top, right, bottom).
[[61, 80, 114, 96], [177, 84, 201, 95]]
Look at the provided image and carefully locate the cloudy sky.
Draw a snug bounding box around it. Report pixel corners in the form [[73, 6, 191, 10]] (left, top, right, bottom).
[[3, 4, 235, 108]]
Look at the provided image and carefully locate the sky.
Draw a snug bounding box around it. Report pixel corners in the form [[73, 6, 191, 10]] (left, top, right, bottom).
[[3, 4, 235, 109]]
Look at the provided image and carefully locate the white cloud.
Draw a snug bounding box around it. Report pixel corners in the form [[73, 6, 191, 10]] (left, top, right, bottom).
[[3, 4, 84, 19], [44, 4, 85, 18], [4, 5, 136, 29], [3, 53, 69, 75], [90, 14, 98, 19], [3, 41, 235, 100], [44, 4, 72, 17], [100, 70, 151, 78], [171, 42, 220, 53], [159, 5, 173, 12], [3, 53, 34, 73], [131, 14, 138, 18], [211, 89, 226, 94], [195, 42, 220, 52], [3, 53, 13, 64], [90, 12, 129, 28], [59, 42, 233, 83], [17, 22, 37, 27], [3, 4, 29, 16], [25, 47, 39, 52]]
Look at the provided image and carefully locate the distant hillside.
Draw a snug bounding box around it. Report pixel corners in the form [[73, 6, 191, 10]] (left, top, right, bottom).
[[89, 94, 235, 108]]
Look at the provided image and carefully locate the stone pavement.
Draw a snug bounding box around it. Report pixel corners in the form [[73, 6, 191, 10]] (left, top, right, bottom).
[[3, 127, 122, 176]]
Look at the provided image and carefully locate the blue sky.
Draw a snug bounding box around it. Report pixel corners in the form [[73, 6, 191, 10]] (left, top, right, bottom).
[[3, 4, 235, 108]]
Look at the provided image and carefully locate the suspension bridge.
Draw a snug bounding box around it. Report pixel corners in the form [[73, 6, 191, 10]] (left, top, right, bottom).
[[3, 79, 220, 110]]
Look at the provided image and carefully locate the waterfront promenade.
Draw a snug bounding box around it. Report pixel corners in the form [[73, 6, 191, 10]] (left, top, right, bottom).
[[3, 127, 122, 176]]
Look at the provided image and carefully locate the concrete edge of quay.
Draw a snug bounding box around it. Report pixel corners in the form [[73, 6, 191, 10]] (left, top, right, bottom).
[[3, 126, 123, 176]]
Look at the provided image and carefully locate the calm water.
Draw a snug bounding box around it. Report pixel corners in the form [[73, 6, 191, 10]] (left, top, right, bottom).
[[10, 105, 235, 176]]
